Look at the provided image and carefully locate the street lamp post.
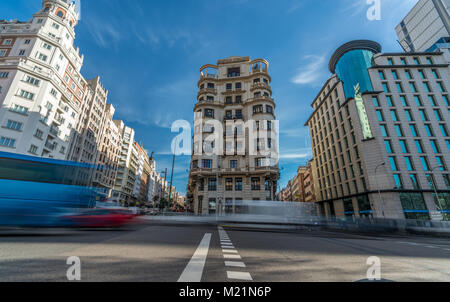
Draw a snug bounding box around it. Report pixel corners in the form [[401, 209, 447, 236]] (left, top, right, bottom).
[[374, 162, 386, 218], [430, 165, 446, 221]]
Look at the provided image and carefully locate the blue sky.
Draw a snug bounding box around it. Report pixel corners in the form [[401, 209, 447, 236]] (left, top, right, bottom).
[[1, 0, 418, 194]]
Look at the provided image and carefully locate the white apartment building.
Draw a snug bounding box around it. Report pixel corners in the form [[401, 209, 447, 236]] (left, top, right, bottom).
[[93, 104, 121, 195], [187, 56, 280, 215], [0, 0, 86, 159], [111, 121, 138, 205], [396, 0, 450, 52], [67, 76, 108, 164]]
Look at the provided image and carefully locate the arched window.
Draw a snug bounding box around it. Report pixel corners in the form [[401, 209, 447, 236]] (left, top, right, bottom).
[[57, 11, 64, 18], [69, 21, 73, 27]]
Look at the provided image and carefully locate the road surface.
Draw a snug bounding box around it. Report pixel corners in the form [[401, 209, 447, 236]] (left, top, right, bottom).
[[0, 219, 449, 282]]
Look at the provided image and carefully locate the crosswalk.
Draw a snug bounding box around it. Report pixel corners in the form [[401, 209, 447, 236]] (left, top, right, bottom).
[[218, 226, 253, 281]]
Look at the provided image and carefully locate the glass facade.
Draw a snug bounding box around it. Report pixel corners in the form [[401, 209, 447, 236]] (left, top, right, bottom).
[[334, 49, 375, 99], [400, 192, 429, 220]]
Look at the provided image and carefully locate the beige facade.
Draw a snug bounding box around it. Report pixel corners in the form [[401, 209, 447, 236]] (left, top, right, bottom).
[[306, 40, 450, 220], [93, 104, 121, 194], [187, 56, 279, 214], [304, 160, 316, 202]]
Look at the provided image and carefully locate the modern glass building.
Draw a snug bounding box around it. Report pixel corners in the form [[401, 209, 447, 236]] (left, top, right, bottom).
[[329, 40, 382, 99], [306, 40, 450, 221]]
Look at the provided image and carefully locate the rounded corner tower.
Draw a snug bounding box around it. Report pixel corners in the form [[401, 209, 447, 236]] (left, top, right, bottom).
[[329, 40, 382, 99]]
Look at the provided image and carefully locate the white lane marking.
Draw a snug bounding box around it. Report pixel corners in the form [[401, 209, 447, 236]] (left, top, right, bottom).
[[227, 271, 253, 281], [222, 249, 238, 254], [225, 261, 246, 268], [177, 233, 211, 282], [218, 226, 253, 281], [425, 246, 438, 249], [224, 254, 241, 259]]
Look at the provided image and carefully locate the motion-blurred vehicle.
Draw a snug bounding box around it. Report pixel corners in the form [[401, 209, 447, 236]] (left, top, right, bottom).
[[62, 209, 137, 228], [0, 151, 108, 228]]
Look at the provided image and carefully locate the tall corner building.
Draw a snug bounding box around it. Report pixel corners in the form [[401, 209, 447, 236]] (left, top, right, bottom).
[[396, 0, 450, 53], [306, 40, 450, 220], [187, 56, 280, 215], [0, 0, 85, 159]]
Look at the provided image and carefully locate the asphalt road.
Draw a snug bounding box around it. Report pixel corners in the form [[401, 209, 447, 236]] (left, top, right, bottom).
[[0, 219, 449, 282]]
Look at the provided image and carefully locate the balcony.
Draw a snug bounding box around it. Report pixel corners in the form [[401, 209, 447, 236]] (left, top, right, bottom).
[[197, 88, 217, 98], [250, 82, 272, 93], [44, 142, 56, 151], [245, 95, 275, 106], [49, 126, 61, 137]]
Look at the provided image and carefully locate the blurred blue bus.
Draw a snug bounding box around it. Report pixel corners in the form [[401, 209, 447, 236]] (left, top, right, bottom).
[[0, 151, 108, 227]]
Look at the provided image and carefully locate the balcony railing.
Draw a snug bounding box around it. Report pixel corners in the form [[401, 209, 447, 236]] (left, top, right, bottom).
[[45, 142, 56, 151], [49, 127, 60, 137]]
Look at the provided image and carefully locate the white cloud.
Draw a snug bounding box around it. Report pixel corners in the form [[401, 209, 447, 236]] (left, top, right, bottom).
[[287, 1, 304, 13], [279, 148, 312, 160], [291, 55, 327, 85]]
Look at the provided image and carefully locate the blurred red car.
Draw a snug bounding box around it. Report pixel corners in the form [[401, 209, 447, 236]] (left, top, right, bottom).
[[63, 209, 137, 228]]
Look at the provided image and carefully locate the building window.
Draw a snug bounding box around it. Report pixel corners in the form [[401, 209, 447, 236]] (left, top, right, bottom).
[[208, 178, 217, 191], [405, 70, 412, 79], [37, 53, 48, 62], [18, 89, 34, 100], [0, 72, 9, 78], [19, 49, 25, 56], [436, 156, 446, 171], [389, 157, 398, 171], [430, 140, 440, 154], [253, 105, 263, 114], [225, 178, 233, 191], [405, 157, 414, 171], [266, 105, 273, 114], [415, 140, 424, 153], [230, 160, 237, 169], [0, 137, 16, 148], [24, 75, 40, 86], [399, 140, 409, 153], [425, 124, 434, 137], [420, 156, 430, 171], [380, 125, 388, 137], [409, 124, 417, 137], [393, 174, 403, 189], [205, 109, 214, 118], [5, 120, 22, 131], [251, 177, 260, 190], [409, 174, 420, 189], [372, 96, 379, 107], [202, 159, 212, 169], [386, 96, 394, 106], [235, 178, 243, 191], [0, 50, 7, 57], [384, 140, 393, 153], [28, 145, 38, 154], [227, 67, 240, 78]]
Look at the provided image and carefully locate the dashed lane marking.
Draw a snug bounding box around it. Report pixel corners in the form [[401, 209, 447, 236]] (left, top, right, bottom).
[[218, 226, 253, 281], [227, 271, 253, 281], [225, 261, 246, 268]]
